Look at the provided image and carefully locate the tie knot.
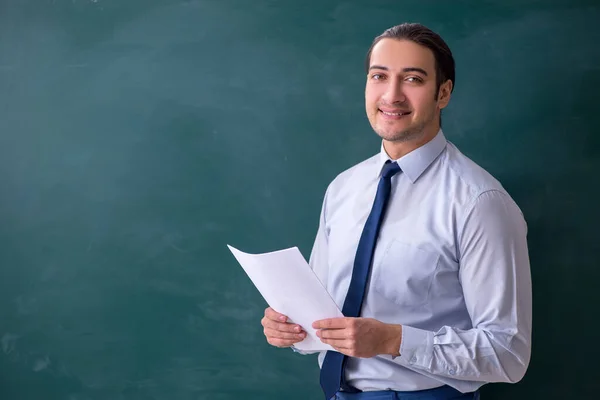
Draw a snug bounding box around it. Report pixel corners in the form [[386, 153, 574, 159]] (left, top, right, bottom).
[[381, 161, 401, 179]]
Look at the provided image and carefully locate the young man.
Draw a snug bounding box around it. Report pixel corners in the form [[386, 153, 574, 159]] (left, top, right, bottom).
[[261, 23, 532, 400]]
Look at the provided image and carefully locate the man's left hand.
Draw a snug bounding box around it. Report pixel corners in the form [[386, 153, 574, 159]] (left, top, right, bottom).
[[313, 318, 402, 358]]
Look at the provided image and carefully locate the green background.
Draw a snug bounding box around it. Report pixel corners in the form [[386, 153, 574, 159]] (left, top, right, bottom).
[[1, 0, 599, 399]]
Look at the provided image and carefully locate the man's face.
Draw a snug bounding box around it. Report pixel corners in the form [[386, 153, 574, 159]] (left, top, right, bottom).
[[365, 38, 449, 143]]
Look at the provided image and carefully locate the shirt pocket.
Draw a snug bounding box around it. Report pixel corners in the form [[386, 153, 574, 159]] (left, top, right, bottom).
[[371, 240, 440, 308]]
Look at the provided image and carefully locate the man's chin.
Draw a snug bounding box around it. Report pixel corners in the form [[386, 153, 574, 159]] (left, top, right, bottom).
[[376, 129, 419, 143]]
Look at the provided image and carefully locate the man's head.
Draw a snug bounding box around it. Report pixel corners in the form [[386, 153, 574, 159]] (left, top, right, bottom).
[[364, 23, 455, 147]]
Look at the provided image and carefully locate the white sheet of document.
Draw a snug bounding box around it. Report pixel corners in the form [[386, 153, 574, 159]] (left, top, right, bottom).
[[227, 245, 343, 352]]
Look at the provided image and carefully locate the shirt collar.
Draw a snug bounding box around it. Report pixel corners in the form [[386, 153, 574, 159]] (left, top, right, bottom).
[[377, 130, 447, 183]]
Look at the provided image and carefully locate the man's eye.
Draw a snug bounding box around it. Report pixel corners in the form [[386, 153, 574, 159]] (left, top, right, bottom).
[[406, 76, 423, 83], [371, 74, 385, 81]]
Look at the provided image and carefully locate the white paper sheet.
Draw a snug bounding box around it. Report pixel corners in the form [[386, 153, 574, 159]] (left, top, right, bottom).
[[227, 245, 343, 352]]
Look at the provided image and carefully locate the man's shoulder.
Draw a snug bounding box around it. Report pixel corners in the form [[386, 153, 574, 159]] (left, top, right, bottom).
[[327, 153, 379, 194], [443, 141, 506, 196]]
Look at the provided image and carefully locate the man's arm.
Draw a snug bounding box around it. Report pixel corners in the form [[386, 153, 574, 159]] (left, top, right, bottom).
[[394, 189, 532, 383], [308, 185, 331, 289], [290, 186, 331, 355]]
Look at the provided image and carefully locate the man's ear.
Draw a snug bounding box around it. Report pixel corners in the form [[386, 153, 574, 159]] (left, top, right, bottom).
[[438, 80, 453, 109]]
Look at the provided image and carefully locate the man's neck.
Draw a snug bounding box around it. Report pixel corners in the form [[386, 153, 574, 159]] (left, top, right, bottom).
[[383, 127, 440, 160]]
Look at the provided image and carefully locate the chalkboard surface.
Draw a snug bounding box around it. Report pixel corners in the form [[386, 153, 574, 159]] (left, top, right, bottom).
[[1, 0, 599, 399]]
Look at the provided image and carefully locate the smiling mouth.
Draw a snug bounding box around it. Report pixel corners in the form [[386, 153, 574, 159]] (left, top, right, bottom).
[[379, 109, 411, 116]]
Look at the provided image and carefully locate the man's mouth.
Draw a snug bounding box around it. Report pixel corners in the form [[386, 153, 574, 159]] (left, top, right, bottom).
[[379, 109, 411, 117]]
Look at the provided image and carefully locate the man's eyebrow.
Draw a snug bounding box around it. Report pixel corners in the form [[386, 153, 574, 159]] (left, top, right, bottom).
[[368, 65, 428, 76], [402, 67, 428, 76], [368, 65, 389, 71]]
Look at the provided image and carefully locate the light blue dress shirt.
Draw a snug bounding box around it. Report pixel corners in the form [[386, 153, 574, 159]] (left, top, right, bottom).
[[307, 130, 532, 393]]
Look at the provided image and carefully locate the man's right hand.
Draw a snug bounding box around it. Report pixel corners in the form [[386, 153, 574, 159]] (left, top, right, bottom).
[[261, 307, 306, 348]]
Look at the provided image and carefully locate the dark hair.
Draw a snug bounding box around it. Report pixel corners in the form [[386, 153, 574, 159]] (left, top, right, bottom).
[[365, 23, 455, 95]]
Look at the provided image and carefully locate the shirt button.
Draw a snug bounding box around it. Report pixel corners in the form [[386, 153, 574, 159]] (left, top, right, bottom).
[[448, 369, 456, 375], [410, 356, 417, 363]]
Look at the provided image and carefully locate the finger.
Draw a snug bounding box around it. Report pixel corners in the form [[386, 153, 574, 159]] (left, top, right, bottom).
[[264, 327, 306, 341], [313, 318, 350, 330], [319, 337, 353, 350], [316, 328, 349, 340], [267, 337, 301, 348], [265, 307, 288, 322], [261, 317, 305, 333], [321, 339, 355, 352]]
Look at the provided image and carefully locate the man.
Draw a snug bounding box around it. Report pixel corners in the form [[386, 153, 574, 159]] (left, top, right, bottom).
[[261, 23, 532, 400]]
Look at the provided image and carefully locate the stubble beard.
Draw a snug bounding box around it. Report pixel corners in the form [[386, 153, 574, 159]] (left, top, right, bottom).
[[376, 121, 427, 143]]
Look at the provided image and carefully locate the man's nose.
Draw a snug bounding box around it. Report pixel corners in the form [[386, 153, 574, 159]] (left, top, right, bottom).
[[381, 79, 406, 104]]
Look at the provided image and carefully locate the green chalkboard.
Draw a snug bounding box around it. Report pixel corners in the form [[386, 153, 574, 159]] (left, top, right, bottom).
[[1, 0, 599, 399]]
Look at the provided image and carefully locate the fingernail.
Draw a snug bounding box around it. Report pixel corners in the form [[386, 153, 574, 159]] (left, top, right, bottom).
[[279, 316, 286, 322], [299, 332, 306, 338], [294, 326, 300, 332]]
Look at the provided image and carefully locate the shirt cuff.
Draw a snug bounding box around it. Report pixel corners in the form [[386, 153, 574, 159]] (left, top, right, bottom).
[[396, 325, 434, 369]]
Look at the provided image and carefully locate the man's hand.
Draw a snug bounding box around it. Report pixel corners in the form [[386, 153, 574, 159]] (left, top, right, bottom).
[[313, 317, 402, 358], [261, 307, 306, 348]]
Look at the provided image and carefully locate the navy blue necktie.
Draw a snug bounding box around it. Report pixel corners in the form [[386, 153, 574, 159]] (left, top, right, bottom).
[[320, 160, 402, 400]]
